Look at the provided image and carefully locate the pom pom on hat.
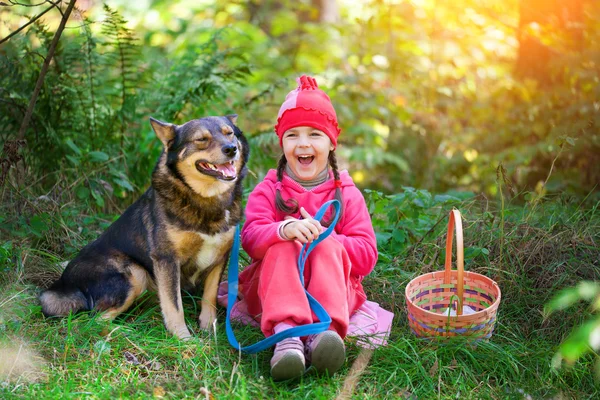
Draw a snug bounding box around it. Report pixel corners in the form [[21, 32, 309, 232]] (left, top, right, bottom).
[[275, 75, 341, 149]]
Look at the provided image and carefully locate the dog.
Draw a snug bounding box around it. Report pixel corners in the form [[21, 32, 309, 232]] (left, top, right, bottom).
[[39, 115, 248, 339]]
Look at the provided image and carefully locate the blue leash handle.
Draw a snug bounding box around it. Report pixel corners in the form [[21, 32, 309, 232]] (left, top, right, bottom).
[[225, 200, 341, 354]]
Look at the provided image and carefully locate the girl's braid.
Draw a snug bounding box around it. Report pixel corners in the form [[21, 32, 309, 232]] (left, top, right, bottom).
[[275, 154, 299, 214], [321, 151, 344, 227]]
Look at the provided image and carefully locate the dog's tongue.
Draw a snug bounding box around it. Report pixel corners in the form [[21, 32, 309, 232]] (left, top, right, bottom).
[[216, 163, 236, 177]]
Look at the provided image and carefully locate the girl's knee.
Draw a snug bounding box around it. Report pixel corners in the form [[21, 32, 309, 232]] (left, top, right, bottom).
[[265, 240, 301, 255], [306, 237, 350, 277], [262, 241, 302, 270], [310, 236, 345, 256]]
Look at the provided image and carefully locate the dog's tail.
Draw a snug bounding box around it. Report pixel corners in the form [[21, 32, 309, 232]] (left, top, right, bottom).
[[39, 280, 88, 317]]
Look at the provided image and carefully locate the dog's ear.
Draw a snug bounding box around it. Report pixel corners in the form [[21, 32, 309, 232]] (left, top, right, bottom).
[[150, 117, 176, 147], [225, 114, 238, 125]]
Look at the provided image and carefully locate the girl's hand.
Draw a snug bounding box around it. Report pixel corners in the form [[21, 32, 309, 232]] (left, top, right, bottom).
[[283, 207, 323, 243]]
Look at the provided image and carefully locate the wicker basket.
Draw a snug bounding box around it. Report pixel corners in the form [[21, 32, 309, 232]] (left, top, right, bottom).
[[405, 209, 501, 339]]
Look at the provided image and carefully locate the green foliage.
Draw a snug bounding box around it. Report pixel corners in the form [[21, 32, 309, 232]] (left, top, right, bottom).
[[365, 187, 472, 255], [0, 5, 252, 209], [0, 241, 14, 284], [99, 4, 141, 144], [2, 0, 599, 203], [545, 281, 600, 379]]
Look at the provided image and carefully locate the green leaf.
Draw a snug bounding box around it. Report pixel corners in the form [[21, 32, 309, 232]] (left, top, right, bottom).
[[390, 193, 406, 207], [392, 228, 407, 244], [88, 151, 109, 162], [559, 319, 600, 363], [76, 186, 90, 200], [83, 216, 95, 225], [464, 247, 482, 260], [377, 252, 392, 263], [0, 241, 12, 263], [412, 198, 424, 208], [91, 190, 105, 207], [66, 155, 80, 166], [65, 139, 82, 155], [440, 190, 475, 200], [577, 281, 600, 301], [113, 178, 134, 192], [433, 194, 460, 204], [386, 209, 398, 222], [29, 214, 49, 237], [545, 287, 581, 314], [375, 232, 391, 244]]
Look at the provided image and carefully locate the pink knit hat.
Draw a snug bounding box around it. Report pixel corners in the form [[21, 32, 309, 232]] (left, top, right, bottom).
[[274, 75, 341, 149]]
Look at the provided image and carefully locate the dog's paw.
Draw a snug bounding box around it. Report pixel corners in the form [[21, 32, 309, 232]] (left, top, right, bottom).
[[174, 326, 193, 340], [198, 311, 217, 332]]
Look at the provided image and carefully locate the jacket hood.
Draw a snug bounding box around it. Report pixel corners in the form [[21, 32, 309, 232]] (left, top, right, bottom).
[[264, 168, 355, 194]]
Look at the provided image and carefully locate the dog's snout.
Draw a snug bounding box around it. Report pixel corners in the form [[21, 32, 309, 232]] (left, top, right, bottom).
[[222, 144, 237, 157]]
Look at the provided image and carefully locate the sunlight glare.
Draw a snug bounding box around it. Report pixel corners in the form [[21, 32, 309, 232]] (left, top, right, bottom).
[[352, 171, 366, 184], [464, 149, 478, 162]]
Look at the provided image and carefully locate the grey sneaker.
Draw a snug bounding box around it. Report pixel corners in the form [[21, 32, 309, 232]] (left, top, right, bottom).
[[270, 337, 305, 381], [305, 330, 345, 375]]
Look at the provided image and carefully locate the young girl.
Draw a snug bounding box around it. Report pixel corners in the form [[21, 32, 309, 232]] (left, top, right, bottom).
[[238, 75, 380, 381]]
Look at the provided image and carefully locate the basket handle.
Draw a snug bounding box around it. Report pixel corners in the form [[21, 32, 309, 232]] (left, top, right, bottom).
[[443, 209, 464, 315]]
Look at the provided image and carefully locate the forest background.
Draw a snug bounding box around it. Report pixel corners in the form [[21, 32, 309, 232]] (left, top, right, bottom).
[[0, 0, 599, 398]]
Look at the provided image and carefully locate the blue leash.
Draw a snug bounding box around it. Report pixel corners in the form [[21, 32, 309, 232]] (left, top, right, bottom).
[[225, 200, 341, 354]]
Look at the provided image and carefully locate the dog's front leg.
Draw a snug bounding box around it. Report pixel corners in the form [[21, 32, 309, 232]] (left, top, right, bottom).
[[198, 262, 224, 330], [153, 259, 191, 339]]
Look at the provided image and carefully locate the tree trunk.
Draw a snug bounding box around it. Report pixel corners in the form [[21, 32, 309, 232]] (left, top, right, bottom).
[[319, 0, 340, 24], [516, 0, 585, 84]]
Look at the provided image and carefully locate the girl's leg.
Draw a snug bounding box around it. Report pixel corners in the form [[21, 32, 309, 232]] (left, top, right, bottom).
[[303, 237, 351, 375], [258, 241, 312, 336], [304, 237, 352, 337], [251, 237, 352, 337], [257, 242, 312, 380], [254, 238, 352, 377]]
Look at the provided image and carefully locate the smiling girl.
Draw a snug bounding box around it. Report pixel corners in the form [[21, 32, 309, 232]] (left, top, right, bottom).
[[237, 75, 381, 381]]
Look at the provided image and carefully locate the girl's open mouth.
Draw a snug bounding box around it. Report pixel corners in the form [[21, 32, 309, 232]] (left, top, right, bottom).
[[298, 155, 314, 165]]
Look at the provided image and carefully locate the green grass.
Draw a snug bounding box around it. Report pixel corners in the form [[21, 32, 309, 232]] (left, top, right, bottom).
[[1, 189, 599, 398]]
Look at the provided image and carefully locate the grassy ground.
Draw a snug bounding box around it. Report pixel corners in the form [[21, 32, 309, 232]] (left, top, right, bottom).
[[1, 182, 599, 399]]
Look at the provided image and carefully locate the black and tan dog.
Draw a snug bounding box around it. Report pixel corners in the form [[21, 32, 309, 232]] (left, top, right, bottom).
[[40, 115, 248, 339]]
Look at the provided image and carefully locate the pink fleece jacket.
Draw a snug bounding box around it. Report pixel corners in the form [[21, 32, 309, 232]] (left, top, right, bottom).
[[241, 169, 378, 278]]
